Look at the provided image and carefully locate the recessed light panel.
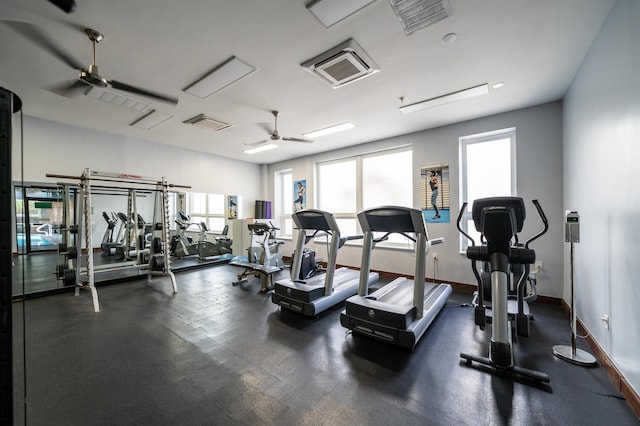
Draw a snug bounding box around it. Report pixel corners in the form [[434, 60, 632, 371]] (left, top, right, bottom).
[[303, 122, 355, 139], [243, 142, 279, 154], [307, 0, 377, 28], [130, 110, 173, 130], [184, 56, 256, 99], [400, 84, 489, 114]]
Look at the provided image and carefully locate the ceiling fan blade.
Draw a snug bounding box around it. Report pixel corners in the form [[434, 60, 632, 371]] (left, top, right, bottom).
[[257, 122, 273, 135], [45, 79, 90, 98], [246, 139, 271, 146], [2, 20, 84, 70], [282, 136, 314, 143], [109, 79, 178, 105]]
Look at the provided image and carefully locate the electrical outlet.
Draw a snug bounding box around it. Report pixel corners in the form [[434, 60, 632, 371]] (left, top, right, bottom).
[[535, 260, 543, 270], [432, 252, 438, 260]]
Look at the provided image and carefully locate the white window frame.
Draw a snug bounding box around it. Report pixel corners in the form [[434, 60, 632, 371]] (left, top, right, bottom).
[[274, 169, 293, 239], [316, 145, 413, 248], [459, 127, 517, 252], [185, 192, 226, 234]]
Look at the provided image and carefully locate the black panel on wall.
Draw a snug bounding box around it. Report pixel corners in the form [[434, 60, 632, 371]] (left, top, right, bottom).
[[0, 87, 14, 423]]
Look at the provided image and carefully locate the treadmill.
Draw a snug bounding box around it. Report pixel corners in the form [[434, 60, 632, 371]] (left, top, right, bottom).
[[271, 209, 379, 317], [340, 206, 452, 349]]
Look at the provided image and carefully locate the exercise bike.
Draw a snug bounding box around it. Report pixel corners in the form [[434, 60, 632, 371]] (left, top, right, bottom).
[[457, 197, 549, 382], [230, 222, 284, 292]]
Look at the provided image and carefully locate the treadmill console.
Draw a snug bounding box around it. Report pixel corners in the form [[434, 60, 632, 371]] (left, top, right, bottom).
[[293, 209, 339, 232], [358, 206, 426, 235]]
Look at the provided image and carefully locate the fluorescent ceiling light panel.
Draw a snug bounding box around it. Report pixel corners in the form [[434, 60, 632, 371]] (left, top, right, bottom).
[[243, 143, 279, 154], [184, 56, 256, 99], [307, 0, 377, 28], [130, 110, 173, 130], [399, 84, 489, 114], [303, 122, 355, 139]]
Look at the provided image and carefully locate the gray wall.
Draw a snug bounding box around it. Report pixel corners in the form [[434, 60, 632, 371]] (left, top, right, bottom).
[[11, 116, 262, 249], [268, 101, 564, 298], [563, 0, 640, 396]]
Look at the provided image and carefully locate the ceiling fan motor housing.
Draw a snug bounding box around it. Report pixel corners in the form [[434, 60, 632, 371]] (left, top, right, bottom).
[[79, 64, 108, 87]]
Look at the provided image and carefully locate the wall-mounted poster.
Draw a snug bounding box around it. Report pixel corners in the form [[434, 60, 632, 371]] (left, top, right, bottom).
[[294, 179, 307, 212], [420, 163, 450, 223], [226, 195, 238, 219]]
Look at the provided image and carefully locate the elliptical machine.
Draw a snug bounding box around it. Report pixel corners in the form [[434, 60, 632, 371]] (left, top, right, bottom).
[[457, 197, 549, 382]]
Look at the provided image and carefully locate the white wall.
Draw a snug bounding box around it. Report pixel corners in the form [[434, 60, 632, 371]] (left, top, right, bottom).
[[563, 0, 640, 396], [11, 116, 262, 248], [268, 101, 564, 297]]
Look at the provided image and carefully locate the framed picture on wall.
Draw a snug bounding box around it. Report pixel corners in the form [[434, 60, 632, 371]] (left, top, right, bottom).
[[294, 180, 306, 212], [226, 195, 238, 219], [420, 163, 450, 223]]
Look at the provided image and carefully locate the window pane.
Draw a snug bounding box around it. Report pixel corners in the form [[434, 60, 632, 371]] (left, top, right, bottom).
[[208, 194, 224, 214], [207, 217, 225, 233], [460, 129, 515, 251], [335, 218, 357, 237], [189, 216, 204, 228], [466, 138, 511, 206], [283, 217, 293, 237], [318, 160, 356, 213], [189, 193, 206, 214], [362, 149, 412, 209], [283, 173, 293, 215]]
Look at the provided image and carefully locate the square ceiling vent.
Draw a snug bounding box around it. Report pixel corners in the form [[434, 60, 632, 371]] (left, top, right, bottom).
[[182, 114, 231, 131], [388, 0, 452, 36], [301, 39, 379, 88]]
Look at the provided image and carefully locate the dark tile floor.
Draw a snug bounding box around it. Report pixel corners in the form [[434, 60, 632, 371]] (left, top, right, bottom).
[[11, 255, 640, 425]]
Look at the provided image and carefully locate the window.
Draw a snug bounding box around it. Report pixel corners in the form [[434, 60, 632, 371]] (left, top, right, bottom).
[[317, 146, 412, 245], [185, 192, 226, 233], [459, 128, 516, 251], [274, 169, 293, 238]]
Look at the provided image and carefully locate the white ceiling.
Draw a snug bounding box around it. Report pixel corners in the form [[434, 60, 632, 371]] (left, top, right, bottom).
[[1, 0, 615, 164]]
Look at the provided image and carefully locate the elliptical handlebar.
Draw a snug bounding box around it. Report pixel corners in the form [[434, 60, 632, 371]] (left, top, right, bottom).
[[525, 199, 549, 249], [456, 202, 476, 247]]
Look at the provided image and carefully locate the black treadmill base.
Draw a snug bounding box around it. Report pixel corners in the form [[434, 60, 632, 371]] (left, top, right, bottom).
[[340, 312, 417, 349], [271, 293, 316, 317]]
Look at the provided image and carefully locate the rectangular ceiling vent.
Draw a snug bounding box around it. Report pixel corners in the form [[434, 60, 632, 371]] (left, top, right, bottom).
[[388, 0, 452, 36], [183, 114, 231, 132], [302, 39, 379, 88]]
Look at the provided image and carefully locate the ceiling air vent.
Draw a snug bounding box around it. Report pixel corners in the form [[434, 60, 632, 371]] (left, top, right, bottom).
[[388, 0, 452, 36], [302, 39, 379, 88], [182, 114, 231, 131]]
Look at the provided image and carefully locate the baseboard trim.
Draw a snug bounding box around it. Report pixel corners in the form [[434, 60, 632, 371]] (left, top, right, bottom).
[[560, 300, 640, 419]]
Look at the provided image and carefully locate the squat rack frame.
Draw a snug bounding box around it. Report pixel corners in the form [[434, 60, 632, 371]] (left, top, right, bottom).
[[46, 169, 190, 312]]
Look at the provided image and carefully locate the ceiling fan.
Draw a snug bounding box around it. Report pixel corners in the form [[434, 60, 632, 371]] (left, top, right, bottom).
[[263, 111, 313, 143], [4, 21, 178, 105]]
